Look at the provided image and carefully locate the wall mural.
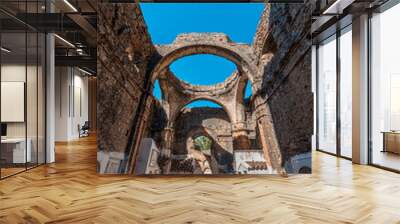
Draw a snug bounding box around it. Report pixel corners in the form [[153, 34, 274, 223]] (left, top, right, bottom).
[[97, 3, 313, 176]]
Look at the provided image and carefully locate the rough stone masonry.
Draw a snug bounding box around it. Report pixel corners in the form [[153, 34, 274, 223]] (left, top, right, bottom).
[[97, 3, 313, 175]]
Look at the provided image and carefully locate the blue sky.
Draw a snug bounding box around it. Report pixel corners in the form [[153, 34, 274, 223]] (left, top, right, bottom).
[[140, 3, 264, 107]]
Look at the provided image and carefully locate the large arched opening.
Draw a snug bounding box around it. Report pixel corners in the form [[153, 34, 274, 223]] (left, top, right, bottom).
[[170, 99, 234, 174], [151, 43, 257, 87], [169, 54, 237, 85]]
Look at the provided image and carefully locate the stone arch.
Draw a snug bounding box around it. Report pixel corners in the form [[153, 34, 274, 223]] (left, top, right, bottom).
[[151, 49, 254, 115], [156, 69, 248, 129], [150, 33, 258, 129], [171, 97, 233, 127], [152, 45, 256, 83], [184, 127, 219, 174], [172, 105, 232, 153], [187, 126, 217, 138], [151, 33, 258, 91], [167, 54, 237, 85], [185, 126, 219, 150], [181, 124, 233, 174]]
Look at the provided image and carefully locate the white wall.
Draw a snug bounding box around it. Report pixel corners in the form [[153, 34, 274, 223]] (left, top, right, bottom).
[[55, 66, 70, 141], [55, 67, 89, 141], [1, 63, 46, 164], [72, 73, 89, 138], [1, 65, 40, 137], [1, 65, 26, 139]]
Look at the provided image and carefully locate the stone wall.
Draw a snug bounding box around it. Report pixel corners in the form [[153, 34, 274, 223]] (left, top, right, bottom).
[[253, 3, 313, 161], [245, 108, 262, 150], [97, 3, 155, 173]]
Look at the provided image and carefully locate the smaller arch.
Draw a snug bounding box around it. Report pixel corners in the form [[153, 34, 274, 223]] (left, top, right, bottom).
[[172, 105, 235, 173], [185, 128, 216, 158], [173, 97, 233, 126], [185, 126, 219, 145], [183, 126, 230, 174], [184, 100, 222, 108]]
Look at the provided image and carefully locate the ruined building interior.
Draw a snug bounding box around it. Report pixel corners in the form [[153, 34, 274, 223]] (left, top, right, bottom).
[[97, 3, 313, 175]]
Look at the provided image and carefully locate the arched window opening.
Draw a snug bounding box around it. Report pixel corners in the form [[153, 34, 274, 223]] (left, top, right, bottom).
[[170, 54, 236, 85], [244, 81, 252, 99], [153, 79, 162, 100], [184, 100, 222, 108]]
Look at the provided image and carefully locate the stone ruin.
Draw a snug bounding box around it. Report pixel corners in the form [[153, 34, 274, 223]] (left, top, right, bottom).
[[138, 33, 284, 175], [97, 3, 313, 175]]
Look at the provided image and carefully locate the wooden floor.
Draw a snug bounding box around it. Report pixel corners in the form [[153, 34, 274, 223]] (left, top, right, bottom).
[[1, 167, 26, 178], [1, 136, 400, 224], [372, 150, 400, 171]]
